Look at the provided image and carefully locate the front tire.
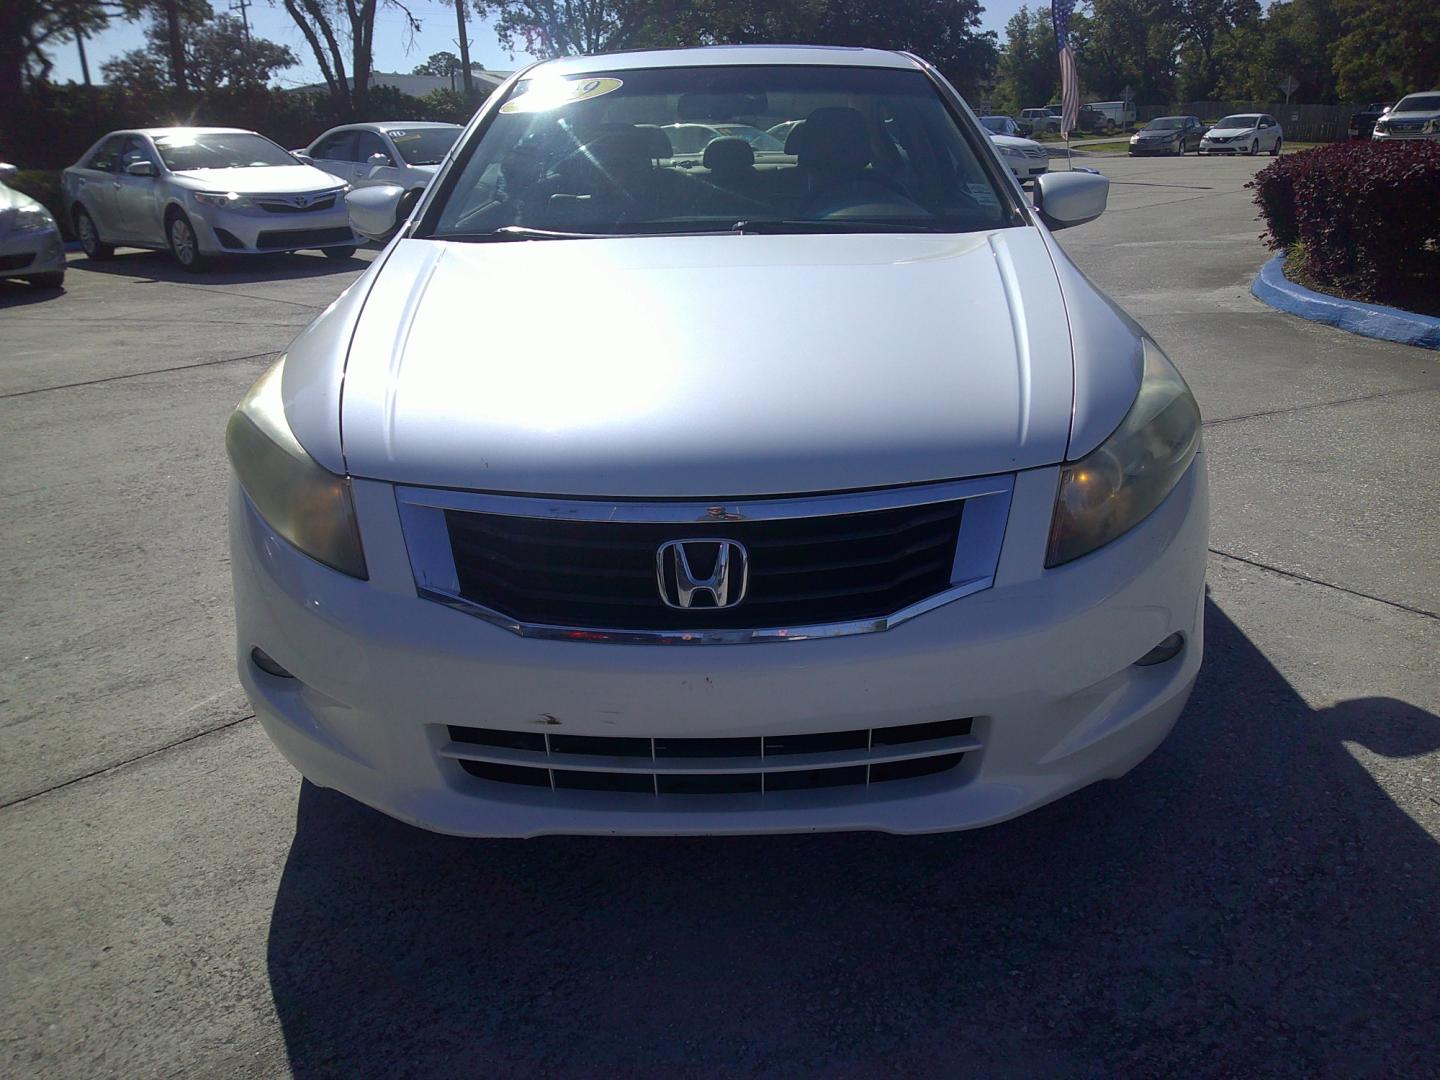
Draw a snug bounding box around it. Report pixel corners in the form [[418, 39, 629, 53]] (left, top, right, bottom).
[[1248, 140, 1259, 156], [74, 207, 114, 260], [1271, 138, 1283, 157], [167, 212, 209, 273], [322, 245, 358, 260]]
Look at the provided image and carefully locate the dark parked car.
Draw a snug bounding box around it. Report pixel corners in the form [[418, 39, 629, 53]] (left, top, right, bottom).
[[1349, 103, 1393, 141], [1129, 115, 1206, 155]]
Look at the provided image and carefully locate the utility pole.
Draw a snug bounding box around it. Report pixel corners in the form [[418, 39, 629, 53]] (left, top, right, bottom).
[[231, 0, 253, 45], [453, 0, 474, 101]]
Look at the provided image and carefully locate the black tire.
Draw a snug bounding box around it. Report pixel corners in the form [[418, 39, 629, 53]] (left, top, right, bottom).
[[166, 211, 210, 272], [74, 206, 114, 260], [24, 271, 65, 289], [322, 245, 358, 260], [1271, 138, 1283, 157], [1249, 140, 1259, 156]]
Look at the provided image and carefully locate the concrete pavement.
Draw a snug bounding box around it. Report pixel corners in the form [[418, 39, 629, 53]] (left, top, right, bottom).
[[2, 158, 1436, 1077]]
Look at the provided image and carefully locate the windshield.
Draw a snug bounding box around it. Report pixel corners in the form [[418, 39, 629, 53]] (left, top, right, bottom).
[[387, 127, 462, 166], [1144, 118, 1185, 130], [427, 65, 1012, 240], [979, 116, 1009, 133], [1216, 115, 1259, 128], [1394, 94, 1440, 112], [154, 131, 296, 170]]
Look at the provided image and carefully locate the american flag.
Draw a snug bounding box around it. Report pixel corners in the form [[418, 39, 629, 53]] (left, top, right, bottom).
[[1052, 0, 1079, 137]]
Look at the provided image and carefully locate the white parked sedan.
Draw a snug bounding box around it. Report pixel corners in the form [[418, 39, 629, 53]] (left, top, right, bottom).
[[228, 46, 1207, 837], [0, 163, 66, 289], [61, 127, 358, 271], [1200, 113, 1283, 156], [989, 132, 1051, 179], [301, 122, 464, 232]]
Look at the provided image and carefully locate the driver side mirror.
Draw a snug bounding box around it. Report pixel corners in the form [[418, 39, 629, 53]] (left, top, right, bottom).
[[0, 162, 17, 181], [1033, 171, 1109, 230], [367, 152, 394, 168], [125, 160, 156, 177], [347, 183, 406, 241]]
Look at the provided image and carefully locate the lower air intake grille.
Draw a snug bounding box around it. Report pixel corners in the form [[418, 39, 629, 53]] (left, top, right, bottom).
[[444, 717, 977, 795], [255, 226, 353, 250]]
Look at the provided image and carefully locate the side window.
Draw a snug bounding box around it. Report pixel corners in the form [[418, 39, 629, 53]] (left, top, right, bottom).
[[118, 136, 155, 171], [356, 131, 390, 163], [315, 131, 358, 161], [87, 135, 125, 172]]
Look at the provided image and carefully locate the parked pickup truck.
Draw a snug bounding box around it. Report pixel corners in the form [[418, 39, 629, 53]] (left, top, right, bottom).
[[1349, 103, 1392, 140]]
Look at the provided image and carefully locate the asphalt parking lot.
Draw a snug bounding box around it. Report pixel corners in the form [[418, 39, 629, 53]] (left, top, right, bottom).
[[2, 154, 1437, 1077]]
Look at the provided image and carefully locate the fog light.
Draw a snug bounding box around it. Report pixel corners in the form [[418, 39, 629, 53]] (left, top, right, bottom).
[[1133, 632, 1184, 667], [250, 647, 295, 678]]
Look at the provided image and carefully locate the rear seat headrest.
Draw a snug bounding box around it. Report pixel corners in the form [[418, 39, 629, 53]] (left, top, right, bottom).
[[702, 137, 755, 174]]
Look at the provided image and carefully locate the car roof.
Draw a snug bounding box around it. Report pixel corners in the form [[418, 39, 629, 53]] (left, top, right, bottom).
[[339, 121, 463, 132], [527, 44, 919, 78], [132, 127, 256, 138]]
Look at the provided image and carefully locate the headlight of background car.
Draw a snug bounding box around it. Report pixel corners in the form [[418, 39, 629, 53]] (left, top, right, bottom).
[[225, 359, 367, 578], [999, 145, 1024, 158], [1046, 339, 1201, 567], [14, 205, 56, 231]]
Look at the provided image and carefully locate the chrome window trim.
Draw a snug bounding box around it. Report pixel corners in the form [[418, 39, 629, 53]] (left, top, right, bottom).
[[395, 475, 1015, 645]]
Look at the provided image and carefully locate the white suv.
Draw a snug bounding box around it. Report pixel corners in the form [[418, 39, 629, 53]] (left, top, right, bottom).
[[1371, 92, 1440, 141]]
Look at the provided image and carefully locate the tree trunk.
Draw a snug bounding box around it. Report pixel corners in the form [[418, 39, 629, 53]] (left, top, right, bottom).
[[454, 0, 474, 100], [162, 0, 188, 94]]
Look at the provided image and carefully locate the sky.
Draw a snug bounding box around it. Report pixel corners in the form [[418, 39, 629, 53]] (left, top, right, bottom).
[[47, 0, 1036, 87]]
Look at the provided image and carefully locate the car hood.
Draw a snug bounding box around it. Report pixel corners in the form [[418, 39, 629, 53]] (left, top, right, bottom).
[[168, 164, 345, 194], [990, 134, 1045, 151], [335, 228, 1080, 497], [0, 181, 43, 214], [1206, 126, 1256, 137], [1384, 109, 1440, 121]]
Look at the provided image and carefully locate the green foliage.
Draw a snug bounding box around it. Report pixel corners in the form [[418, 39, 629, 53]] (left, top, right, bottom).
[[1249, 141, 1440, 307], [100, 13, 297, 92], [1331, 0, 1440, 101], [413, 51, 464, 77], [993, 5, 1057, 114]]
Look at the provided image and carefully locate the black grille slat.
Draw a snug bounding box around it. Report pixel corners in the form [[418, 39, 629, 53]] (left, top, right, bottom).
[[444, 501, 963, 631], [255, 226, 354, 249]]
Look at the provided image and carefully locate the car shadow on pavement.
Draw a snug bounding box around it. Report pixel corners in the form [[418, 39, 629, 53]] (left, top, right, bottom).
[[0, 279, 66, 307], [68, 248, 371, 286], [265, 598, 1440, 1078]]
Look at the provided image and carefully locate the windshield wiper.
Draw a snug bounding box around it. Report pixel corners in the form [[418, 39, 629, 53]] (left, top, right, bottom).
[[440, 226, 610, 242], [730, 219, 945, 234]]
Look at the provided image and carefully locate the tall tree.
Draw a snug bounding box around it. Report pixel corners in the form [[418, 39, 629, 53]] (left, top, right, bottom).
[[472, 0, 669, 57], [278, 0, 420, 116], [1172, 0, 1261, 100], [1, 0, 115, 99], [413, 50, 463, 76], [994, 5, 1057, 113], [101, 12, 297, 91], [1331, 0, 1439, 101]]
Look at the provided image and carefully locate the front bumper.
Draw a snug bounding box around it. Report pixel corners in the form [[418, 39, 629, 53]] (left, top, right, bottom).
[[1198, 141, 1247, 154], [1129, 140, 1181, 155], [1371, 129, 1440, 141], [0, 224, 65, 279], [231, 459, 1209, 836], [1004, 160, 1050, 179], [190, 199, 356, 255]]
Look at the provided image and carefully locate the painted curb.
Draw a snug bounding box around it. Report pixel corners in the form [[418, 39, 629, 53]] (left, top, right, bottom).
[[1252, 254, 1440, 350]]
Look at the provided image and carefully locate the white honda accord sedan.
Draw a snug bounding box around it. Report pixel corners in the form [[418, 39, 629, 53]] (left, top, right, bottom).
[[228, 46, 1208, 836]]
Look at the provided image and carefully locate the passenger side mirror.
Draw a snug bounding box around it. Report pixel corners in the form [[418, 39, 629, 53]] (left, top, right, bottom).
[[1033, 171, 1109, 231], [291, 150, 314, 163], [367, 152, 394, 168], [125, 160, 156, 177], [347, 183, 406, 241], [0, 162, 17, 181]]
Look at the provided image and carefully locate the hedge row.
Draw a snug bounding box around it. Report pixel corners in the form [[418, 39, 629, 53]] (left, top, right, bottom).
[[1, 83, 484, 173], [1249, 141, 1440, 307]]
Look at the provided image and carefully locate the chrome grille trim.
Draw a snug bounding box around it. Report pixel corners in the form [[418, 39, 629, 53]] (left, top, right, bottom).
[[396, 475, 1014, 645]]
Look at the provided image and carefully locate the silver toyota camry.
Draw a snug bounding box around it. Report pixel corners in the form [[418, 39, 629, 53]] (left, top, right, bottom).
[[61, 127, 358, 272]]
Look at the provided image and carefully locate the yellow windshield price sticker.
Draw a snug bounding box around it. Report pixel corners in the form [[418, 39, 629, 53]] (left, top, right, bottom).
[[500, 77, 624, 115]]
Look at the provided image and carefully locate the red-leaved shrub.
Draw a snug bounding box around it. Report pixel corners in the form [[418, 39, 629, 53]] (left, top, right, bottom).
[[1249, 141, 1440, 306]]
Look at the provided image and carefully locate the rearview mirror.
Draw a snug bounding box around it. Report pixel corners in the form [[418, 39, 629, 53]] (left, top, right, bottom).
[[1033, 171, 1109, 230], [347, 183, 406, 241], [125, 160, 156, 177]]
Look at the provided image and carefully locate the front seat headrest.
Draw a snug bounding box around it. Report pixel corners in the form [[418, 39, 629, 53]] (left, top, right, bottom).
[[634, 124, 674, 160], [792, 106, 871, 176], [702, 137, 755, 175]]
